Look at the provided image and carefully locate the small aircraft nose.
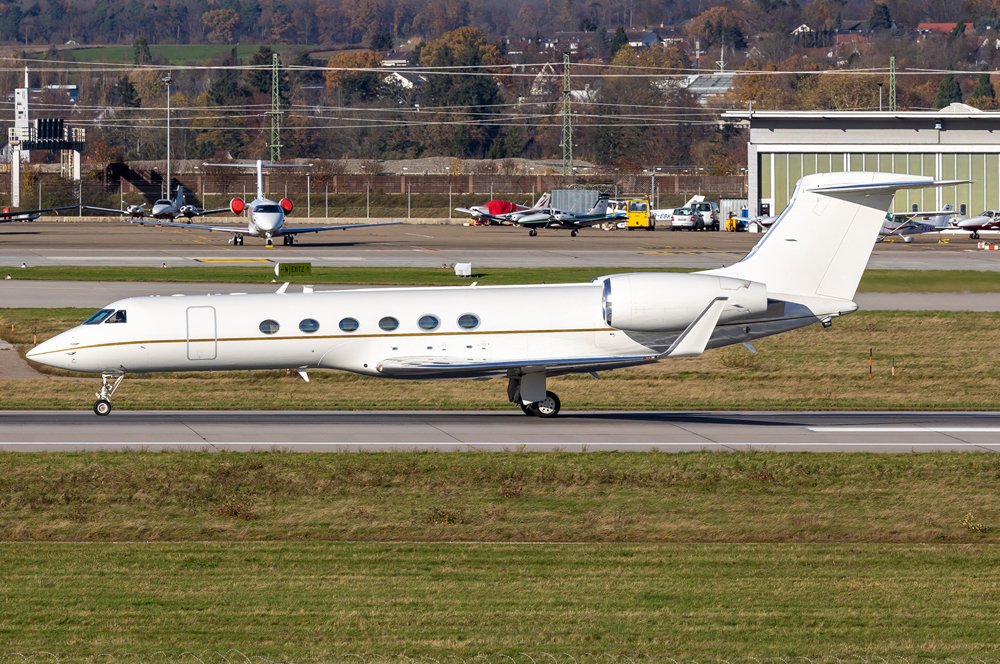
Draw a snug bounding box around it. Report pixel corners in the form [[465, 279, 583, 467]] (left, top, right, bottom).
[[255, 213, 282, 231]]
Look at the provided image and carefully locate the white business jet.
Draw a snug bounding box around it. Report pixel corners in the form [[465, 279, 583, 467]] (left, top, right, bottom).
[[84, 185, 230, 221], [137, 161, 399, 247], [28, 172, 949, 416]]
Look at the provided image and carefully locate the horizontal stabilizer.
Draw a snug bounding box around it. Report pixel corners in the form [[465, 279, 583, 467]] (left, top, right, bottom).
[[812, 179, 968, 195], [662, 297, 728, 358]]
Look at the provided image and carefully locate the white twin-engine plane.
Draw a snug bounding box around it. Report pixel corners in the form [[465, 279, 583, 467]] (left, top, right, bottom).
[[28, 172, 944, 416], [141, 161, 399, 247]]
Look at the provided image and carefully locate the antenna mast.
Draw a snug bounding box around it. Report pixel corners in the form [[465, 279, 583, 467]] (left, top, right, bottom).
[[889, 55, 897, 112], [561, 52, 573, 177], [269, 52, 283, 161]]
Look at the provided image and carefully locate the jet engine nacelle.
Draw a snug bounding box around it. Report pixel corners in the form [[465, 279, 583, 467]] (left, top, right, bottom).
[[279, 198, 293, 214], [230, 198, 245, 215], [596, 272, 768, 332]]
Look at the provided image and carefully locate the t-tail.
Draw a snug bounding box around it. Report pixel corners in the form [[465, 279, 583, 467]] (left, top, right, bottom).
[[203, 160, 309, 200], [704, 172, 955, 304]]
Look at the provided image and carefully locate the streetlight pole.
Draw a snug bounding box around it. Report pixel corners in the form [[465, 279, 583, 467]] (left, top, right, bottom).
[[162, 73, 172, 198]]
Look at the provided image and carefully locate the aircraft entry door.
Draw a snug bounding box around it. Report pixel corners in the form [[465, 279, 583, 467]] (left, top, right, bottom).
[[186, 306, 217, 360]]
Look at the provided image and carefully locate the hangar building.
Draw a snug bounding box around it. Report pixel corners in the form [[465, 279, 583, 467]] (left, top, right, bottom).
[[723, 104, 1000, 216]]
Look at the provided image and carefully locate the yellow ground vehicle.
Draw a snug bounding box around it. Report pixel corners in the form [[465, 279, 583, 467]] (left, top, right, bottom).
[[604, 197, 654, 230]]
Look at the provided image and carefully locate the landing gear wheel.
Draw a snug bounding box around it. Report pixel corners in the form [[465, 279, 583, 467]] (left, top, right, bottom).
[[528, 229, 538, 237], [529, 391, 561, 418], [519, 402, 534, 415], [92, 372, 124, 416], [234, 233, 244, 246], [972, 231, 980, 239], [93, 399, 112, 416], [570, 229, 578, 237], [283, 235, 294, 246]]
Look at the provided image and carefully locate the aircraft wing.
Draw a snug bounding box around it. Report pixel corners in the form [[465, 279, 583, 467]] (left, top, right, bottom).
[[131, 219, 248, 234], [375, 353, 658, 378], [279, 221, 402, 235], [194, 207, 232, 216], [82, 205, 135, 216], [0, 204, 77, 222]]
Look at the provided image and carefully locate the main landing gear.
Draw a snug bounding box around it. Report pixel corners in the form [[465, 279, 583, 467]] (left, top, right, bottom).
[[528, 229, 538, 237], [971, 231, 980, 239], [93, 372, 125, 416], [508, 371, 561, 418], [570, 229, 579, 237], [283, 235, 295, 245], [233, 233, 245, 246]]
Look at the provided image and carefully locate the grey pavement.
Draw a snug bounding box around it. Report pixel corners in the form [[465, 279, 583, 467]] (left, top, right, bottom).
[[2, 410, 999, 452]]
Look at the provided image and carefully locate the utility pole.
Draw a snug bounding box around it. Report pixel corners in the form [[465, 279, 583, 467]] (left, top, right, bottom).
[[162, 73, 172, 198], [889, 56, 897, 112], [561, 52, 573, 177], [269, 52, 283, 162]]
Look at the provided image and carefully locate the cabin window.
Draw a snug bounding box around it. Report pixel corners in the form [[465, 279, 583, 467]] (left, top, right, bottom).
[[457, 313, 480, 330], [339, 317, 359, 332], [299, 318, 320, 333], [259, 319, 280, 335], [417, 315, 439, 331], [83, 309, 114, 325], [379, 316, 399, 331], [105, 310, 127, 324]]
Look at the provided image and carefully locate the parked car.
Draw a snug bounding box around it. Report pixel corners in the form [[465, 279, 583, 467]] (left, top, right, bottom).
[[670, 207, 704, 231], [691, 201, 721, 231]]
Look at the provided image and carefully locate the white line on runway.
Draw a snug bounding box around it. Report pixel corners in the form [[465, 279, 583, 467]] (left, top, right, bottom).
[[808, 427, 1000, 433]]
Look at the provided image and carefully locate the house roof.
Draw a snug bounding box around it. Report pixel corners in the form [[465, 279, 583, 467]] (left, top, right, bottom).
[[917, 22, 975, 35]]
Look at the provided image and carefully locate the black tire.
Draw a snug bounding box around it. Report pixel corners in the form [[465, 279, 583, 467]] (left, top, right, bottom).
[[571, 229, 578, 237], [712, 222, 720, 231], [528, 229, 537, 237], [529, 391, 561, 418], [519, 402, 535, 416], [93, 399, 112, 416], [972, 232, 980, 239]]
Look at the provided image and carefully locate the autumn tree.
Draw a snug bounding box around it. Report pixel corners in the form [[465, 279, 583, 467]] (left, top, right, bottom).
[[324, 50, 384, 104], [798, 72, 884, 110], [686, 6, 747, 49], [202, 8, 241, 44], [419, 27, 507, 157], [969, 71, 997, 109]]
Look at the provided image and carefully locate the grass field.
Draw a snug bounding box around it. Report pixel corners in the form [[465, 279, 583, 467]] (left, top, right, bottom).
[[60, 44, 314, 66], [4, 266, 1000, 291], [1, 452, 999, 659], [3, 309, 1000, 411]]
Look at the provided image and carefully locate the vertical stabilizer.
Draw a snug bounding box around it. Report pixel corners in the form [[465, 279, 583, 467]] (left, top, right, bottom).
[[174, 185, 185, 207], [705, 172, 938, 301]]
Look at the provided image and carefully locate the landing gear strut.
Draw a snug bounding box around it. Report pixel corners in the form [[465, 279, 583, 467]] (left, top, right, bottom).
[[972, 231, 980, 240], [283, 235, 295, 246], [233, 233, 245, 246], [507, 371, 561, 418], [265, 234, 274, 248], [93, 372, 125, 416]]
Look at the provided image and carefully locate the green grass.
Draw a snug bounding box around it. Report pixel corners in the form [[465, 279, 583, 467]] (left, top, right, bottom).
[[4, 266, 1000, 291], [60, 44, 315, 66], [1, 452, 999, 659]]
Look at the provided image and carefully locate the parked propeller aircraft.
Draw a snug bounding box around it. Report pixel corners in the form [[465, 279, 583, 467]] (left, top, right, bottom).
[[84, 185, 229, 221], [122, 161, 399, 247], [0, 205, 78, 222], [455, 192, 552, 225], [954, 210, 1000, 239], [880, 204, 957, 242], [510, 195, 614, 236], [27, 172, 949, 417]]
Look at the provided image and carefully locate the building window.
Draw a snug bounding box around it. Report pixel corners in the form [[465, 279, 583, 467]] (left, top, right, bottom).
[[299, 318, 320, 333], [418, 314, 439, 331], [379, 316, 399, 331], [457, 313, 480, 330], [259, 319, 280, 335], [339, 318, 359, 332]]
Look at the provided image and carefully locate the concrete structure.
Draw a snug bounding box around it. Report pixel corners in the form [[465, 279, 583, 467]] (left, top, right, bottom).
[[724, 104, 1000, 216]]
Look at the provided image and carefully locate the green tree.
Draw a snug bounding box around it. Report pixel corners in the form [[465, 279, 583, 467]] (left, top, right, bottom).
[[132, 36, 152, 65], [609, 26, 628, 57], [112, 76, 140, 107], [972, 71, 995, 101], [244, 46, 290, 104], [868, 3, 892, 30], [935, 74, 963, 108]]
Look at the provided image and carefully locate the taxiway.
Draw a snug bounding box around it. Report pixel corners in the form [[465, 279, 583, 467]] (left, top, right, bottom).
[[2, 410, 999, 452]]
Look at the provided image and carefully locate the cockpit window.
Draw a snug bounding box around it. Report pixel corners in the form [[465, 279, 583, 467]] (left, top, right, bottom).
[[83, 309, 114, 325], [255, 204, 282, 213], [154, 199, 172, 206], [105, 310, 127, 324]]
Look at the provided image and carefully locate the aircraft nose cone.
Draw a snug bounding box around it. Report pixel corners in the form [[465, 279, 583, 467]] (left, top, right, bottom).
[[257, 213, 281, 231], [26, 331, 77, 370]]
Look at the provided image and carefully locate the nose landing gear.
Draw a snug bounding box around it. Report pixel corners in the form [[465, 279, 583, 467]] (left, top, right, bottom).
[[93, 372, 125, 416]]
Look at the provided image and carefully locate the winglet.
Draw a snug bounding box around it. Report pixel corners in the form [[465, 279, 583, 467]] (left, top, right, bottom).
[[662, 297, 728, 358]]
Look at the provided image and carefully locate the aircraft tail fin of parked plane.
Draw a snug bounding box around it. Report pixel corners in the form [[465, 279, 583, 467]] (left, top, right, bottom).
[[707, 173, 958, 302]]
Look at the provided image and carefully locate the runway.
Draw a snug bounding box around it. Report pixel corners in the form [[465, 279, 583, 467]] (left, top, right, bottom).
[[3, 222, 1000, 269], [2, 410, 999, 452]]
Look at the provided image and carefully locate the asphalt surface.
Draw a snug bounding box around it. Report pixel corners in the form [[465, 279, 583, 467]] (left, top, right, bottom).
[[2, 410, 1000, 452], [2, 221, 1000, 269]]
